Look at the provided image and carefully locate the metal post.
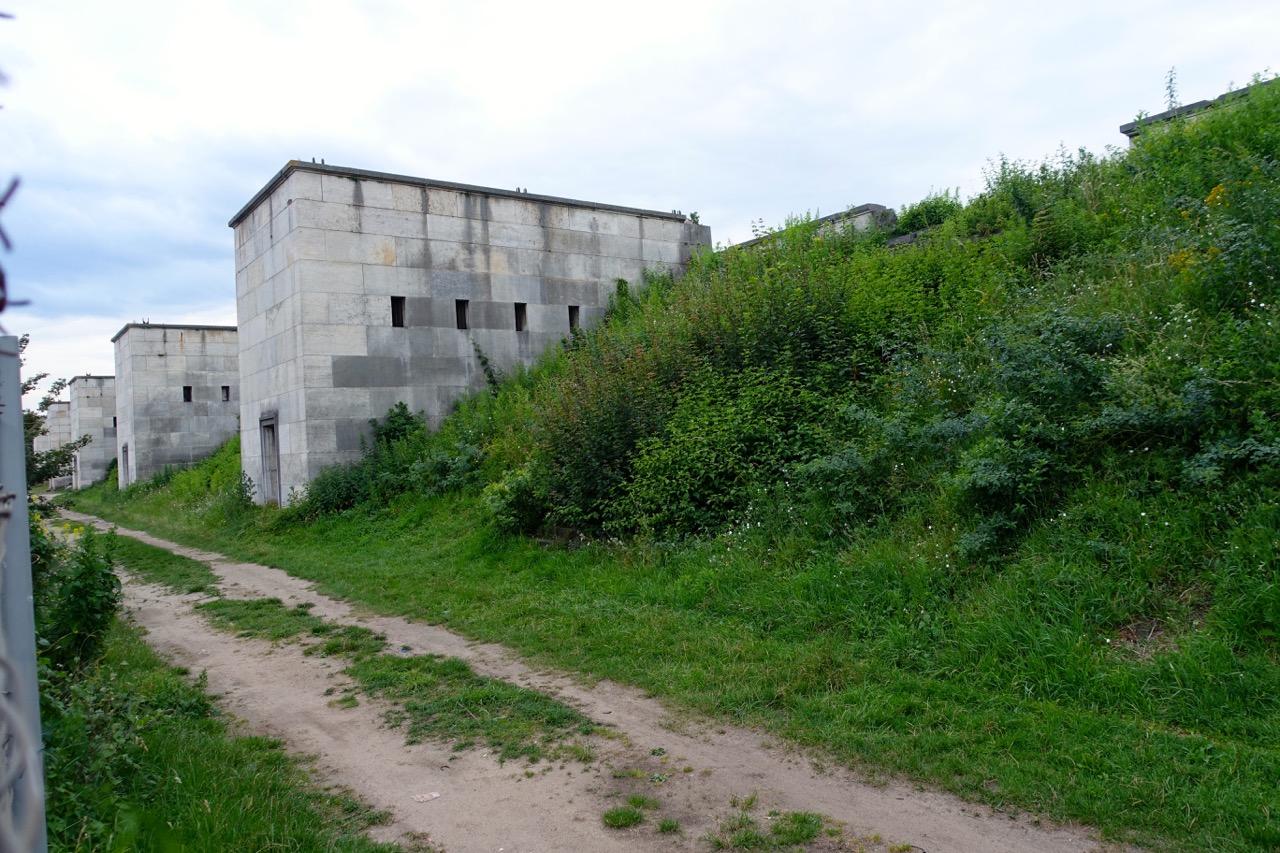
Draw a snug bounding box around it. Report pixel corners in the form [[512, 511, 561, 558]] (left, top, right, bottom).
[[0, 335, 47, 852]]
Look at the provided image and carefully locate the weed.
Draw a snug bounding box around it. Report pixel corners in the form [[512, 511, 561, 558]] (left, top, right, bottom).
[[626, 794, 661, 810], [770, 811, 823, 845], [602, 805, 644, 828], [659, 817, 681, 833]]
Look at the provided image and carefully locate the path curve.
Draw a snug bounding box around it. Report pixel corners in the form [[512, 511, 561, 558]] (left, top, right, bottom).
[[67, 510, 1135, 853]]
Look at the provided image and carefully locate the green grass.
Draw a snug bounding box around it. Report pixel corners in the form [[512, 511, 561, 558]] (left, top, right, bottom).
[[109, 532, 220, 594], [348, 652, 592, 763], [193, 595, 592, 764], [197, 597, 337, 641], [707, 799, 824, 850], [602, 805, 644, 828], [64, 488, 1280, 852], [626, 793, 661, 810], [770, 811, 822, 845], [43, 619, 399, 852]]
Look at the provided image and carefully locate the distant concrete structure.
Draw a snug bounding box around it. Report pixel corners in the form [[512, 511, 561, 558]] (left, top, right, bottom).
[[32, 401, 71, 455], [230, 161, 712, 504], [32, 401, 72, 489], [112, 324, 240, 487], [67, 375, 117, 489], [731, 203, 894, 250], [1119, 79, 1274, 142]]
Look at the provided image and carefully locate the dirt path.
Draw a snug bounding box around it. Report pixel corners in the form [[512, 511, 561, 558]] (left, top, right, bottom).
[[66, 510, 1135, 853]]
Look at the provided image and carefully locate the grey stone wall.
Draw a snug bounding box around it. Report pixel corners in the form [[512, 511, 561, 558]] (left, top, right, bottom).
[[112, 324, 240, 487], [32, 401, 73, 489], [231, 162, 712, 504], [68, 375, 117, 489], [32, 401, 71, 454]]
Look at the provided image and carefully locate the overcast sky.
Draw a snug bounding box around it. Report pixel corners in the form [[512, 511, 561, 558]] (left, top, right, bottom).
[[0, 0, 1274, 404]]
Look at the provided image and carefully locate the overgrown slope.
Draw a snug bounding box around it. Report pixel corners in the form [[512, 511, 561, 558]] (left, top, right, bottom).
[[69, 76, 1280, 852]]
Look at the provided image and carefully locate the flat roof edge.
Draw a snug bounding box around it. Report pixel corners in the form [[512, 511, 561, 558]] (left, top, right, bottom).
[[1120, 78, 1276, 136], [730, 203, 889, 250], [229, 161, 695, 228], [111, 323, 238, 343]]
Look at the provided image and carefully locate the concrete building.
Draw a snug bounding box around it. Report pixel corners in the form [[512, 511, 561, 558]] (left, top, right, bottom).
[[67, 375, 117, 490], [32, 401, 71, 455], [32, 401, 73, 489], [112, 324, 240, 487], [731, 203, 894, 250], [1119, 79, 1275, 142], [230, 161, 712, 504]]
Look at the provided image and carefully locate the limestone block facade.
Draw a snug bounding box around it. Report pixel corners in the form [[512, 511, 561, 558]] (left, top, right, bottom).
[[68, 375, 117, 489], [230, 161, 712, 505], [32, 401, 71, 455], [112, 324, 240, 487], [32, 401, 73, 489]]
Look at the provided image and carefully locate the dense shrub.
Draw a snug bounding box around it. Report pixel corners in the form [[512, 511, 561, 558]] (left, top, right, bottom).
[[895, 188, 962, 234], [31, 503, 121, 670]]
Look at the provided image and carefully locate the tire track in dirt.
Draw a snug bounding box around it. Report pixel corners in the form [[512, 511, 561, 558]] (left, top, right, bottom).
[[67, 510, 1137, 853]]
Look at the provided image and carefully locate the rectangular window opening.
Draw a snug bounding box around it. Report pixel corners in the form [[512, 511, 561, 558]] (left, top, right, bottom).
[[221, 385, 231, 402], [568, 305, 580, 330], [112, 416, 117, 429], [182, 385, 193, 403], [514, 302, 527, 332], [391, 295, 406, 328], [456, 299, 469, 330]]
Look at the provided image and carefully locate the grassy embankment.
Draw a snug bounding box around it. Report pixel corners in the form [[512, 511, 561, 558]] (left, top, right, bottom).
[[67, 78, 1280, 852]]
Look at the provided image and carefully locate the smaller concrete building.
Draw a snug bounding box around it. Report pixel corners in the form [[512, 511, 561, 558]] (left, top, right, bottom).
[[731, 203, 894, 250], [32, 401, 71, 455], [67, 375, 117, 489], [112, 324, 240, 487], [32, 401, 73, 489], [1119, 79, 1275, 142]]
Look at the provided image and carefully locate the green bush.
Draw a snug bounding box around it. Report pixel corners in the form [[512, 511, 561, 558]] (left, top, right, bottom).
[[613, 367, 836, 536], [31, 504, 121, 671], [896, 188, 962, 234]]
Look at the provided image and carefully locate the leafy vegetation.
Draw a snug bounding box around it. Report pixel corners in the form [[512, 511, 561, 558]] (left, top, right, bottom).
[[64, 76, 1280, 851]]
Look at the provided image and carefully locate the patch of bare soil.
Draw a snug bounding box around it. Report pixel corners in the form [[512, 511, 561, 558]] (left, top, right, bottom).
[[68, 511, 1137, 853]]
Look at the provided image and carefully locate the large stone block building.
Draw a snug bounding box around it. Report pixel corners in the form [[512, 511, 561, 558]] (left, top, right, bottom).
[[230, 161, 711, 504], [112, 324, 240, 487], [67, 374, 117, 489]]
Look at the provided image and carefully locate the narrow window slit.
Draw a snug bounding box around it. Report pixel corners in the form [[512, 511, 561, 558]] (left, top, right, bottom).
[[391, 295, 406, 327], [514, 302, 527, 332]]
